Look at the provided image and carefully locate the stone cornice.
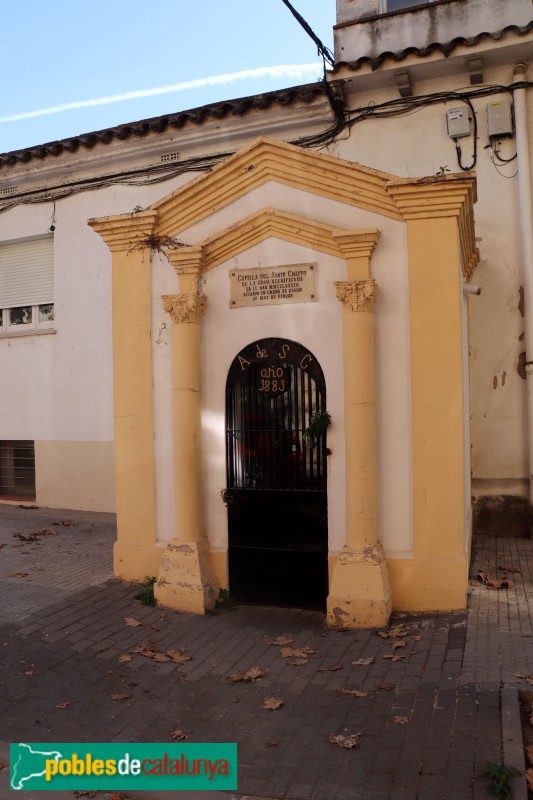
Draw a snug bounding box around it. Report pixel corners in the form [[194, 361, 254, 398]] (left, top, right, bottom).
[[165, 245, 205, 274], [335, 279, 378, 312], [386, 175, 478, 278], [152, 136, 402, 238], [88, 210, 158, 252], [198, 209, 368, 270], [385, 175, 477, 219], [162, 293, 207, 324], [331, 229, 381, 262]]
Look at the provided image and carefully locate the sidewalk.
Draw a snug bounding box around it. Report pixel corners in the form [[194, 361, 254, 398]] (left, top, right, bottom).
[[0, 503, 530, 799]]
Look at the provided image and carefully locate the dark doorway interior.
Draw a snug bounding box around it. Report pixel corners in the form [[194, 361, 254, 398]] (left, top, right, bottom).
[[226, 338, 328, 611]]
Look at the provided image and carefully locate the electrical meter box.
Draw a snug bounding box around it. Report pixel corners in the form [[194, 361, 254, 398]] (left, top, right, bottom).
[[446, 107, 471, 138], [486, 97, 513, 139]]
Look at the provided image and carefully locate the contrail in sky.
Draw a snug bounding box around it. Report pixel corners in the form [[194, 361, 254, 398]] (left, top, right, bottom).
[[0, 64, 323, 124]]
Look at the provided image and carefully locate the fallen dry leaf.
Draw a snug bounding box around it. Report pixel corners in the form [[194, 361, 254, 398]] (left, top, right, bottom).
[[393, 716, 409, 725], [526, 768, 533, 792], [133, 642, 157, 658], [329, 733, 362, 749], [526, 744, 533, 765], [111, 693, 132, 701], [73, 792, 97, 799], [37, 528, 56, 536], [170, 729, 188, 742], [152, 653, 171, 663], [377, 626, 410, 639], [24, 670, 34, 676], [339, 688, 368, 697], [287, 657, 308, 666], [317, 663, 344, 673], [14, 532, 38, 541], [352, 657, 374, 666], [118, 655, 132, 663], [268, 636, 295, 646], [56, 702, 69, 709], [392, 641, 407, 650], [125, 617, 142, 627], [280, 646, 316, 659], [477, 571, 513, 589], [167, 649, 191, 665], [384, 654, 407, 662], [9, 572, 28, 578], [514, 672, 528, 678], [412, 635, 421, 641], [265, 739, 280, 747], [228, 666, 268, 683], [53, 519, 76, 526], [376, 682, 392, 690], [261, 697, 284, 711], [18, 504, 38, 509], [498, 565, 520, 573]]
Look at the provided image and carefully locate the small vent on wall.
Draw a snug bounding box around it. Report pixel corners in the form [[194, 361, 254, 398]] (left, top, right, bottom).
[[160, 151, 180, 163], [0, 186, 18, 196]]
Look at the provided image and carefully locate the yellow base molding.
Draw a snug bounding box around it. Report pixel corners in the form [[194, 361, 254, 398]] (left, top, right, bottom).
[[327, 544, 392, 629], [114, 542, 164, 582], [209, 550, 228, 591], [388, 556, 468, 611], [154, 539, 219, 615]]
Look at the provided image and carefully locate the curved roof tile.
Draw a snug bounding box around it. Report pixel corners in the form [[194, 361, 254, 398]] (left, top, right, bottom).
[[334, 21, 533, 73], [0, 83, 328, 169]]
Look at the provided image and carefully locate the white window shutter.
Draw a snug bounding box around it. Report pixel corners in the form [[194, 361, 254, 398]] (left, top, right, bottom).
[[0, 236, 54, 308]]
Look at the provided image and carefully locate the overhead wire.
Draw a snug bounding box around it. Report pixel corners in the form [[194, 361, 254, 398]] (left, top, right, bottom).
[[2, 80, 533, 214]]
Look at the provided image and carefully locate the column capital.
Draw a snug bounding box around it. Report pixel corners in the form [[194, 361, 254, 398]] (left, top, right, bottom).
[[88, 210, 158, 252], [163, 293, 207, 324], [335, 279, 377, 312]]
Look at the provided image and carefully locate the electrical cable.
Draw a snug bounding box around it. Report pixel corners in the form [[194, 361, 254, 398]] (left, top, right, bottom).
[[490, 140, 517, 163], [279, 0, 334, 67], [2, 79, 533, 214]]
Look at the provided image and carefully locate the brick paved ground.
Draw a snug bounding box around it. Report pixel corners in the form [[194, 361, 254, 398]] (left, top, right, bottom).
[[0, 505, 531, 799]]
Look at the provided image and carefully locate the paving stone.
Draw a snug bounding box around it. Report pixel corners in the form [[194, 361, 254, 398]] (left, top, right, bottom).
[[2, 506, 533, 800]]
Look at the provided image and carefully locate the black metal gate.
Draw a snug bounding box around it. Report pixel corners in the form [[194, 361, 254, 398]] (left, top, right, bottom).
[[225, 338, 328, 610]]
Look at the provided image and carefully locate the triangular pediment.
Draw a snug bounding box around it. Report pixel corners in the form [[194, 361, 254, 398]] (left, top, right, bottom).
[[198, 208, 364, 271], [89, 136, 478, 278], [152, 136, 402, 237]]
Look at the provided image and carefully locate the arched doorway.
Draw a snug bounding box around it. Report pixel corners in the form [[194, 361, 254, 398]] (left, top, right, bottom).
[[225, 338, 328, 610]]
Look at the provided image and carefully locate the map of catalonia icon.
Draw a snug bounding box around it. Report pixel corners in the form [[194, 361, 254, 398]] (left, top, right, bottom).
[[11, 743, 63, 790]]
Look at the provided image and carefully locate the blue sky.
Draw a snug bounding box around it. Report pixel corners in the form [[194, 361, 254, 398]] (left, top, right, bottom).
[[1, 1, 335, 154]]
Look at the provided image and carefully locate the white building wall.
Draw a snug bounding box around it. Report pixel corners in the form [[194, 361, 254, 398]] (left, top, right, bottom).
[[331, 62, 529, 497], [0, 172, 196, 511]]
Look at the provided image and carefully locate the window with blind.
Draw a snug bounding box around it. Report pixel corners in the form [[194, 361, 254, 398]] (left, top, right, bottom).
[[0, 236, 55, 334], [0, 441, 36, 499]]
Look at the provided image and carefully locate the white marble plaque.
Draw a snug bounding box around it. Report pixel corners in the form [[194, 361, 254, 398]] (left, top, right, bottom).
[[230, 263, 317, 308]]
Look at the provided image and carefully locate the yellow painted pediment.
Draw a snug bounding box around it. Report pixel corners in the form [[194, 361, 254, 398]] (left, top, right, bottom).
[[152, 136, 402, 236], [89, 136, 478, 276], [197, 209, 376, 271]]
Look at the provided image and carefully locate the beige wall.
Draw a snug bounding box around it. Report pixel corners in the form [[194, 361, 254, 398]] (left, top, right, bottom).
[[35, 440, 115, 512]]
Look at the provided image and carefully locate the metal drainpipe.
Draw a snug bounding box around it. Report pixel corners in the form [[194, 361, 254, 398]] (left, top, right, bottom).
[[513, 62, 533, 503]]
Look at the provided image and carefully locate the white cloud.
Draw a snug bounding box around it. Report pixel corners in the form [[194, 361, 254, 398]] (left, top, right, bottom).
[[0, 64, 323, 124]]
